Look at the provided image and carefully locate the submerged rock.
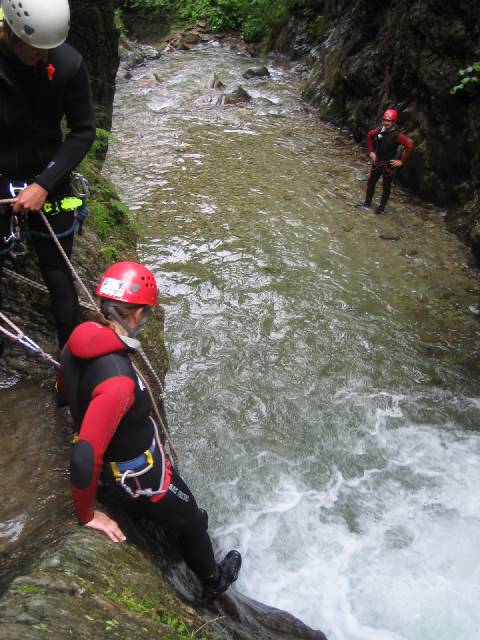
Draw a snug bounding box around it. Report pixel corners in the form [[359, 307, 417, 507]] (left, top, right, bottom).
[[242, 66, 270, 79], [224, 85, 251, 105], [379, 234, 401, 241], [118, 34, 161, 69], [205, 72, 225, 90]]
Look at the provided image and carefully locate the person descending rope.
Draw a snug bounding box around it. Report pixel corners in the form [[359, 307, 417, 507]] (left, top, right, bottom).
[[357, 109, 414, 214], [60, 262, 242, 599], [0, 0, 95, 357]]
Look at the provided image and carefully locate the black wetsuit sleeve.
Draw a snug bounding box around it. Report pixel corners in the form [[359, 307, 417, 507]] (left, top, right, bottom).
[[35, 59, 96, 193]]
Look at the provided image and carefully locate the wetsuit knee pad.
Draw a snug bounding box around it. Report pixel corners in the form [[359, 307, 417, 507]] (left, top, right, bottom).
[[70, 441, 94, 490]]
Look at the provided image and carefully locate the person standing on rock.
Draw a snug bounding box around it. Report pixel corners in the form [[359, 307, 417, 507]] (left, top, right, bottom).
[[357, 109, 414, 214], [60, 261, 242, 600], [0, 0, 95, 356]]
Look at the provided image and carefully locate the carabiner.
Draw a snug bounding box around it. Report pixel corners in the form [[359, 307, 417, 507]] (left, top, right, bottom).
[[70, 172, 90, 199]]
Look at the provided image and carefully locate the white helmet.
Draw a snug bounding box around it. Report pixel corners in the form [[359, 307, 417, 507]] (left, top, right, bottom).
[[1, 0, 70, 49]]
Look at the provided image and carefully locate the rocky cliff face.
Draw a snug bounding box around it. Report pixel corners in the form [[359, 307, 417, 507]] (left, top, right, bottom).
[[277, 0, 480, 243], [69, 0, 119, 130]]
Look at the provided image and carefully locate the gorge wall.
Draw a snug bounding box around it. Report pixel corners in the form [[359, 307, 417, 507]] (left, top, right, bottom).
[[277, 0, 480, 246], [69, 0, 119, 130]]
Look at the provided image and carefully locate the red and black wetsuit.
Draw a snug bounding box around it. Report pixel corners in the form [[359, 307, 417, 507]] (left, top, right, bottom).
[[61, 321, 218, 581], [365, 126, 414, 210]]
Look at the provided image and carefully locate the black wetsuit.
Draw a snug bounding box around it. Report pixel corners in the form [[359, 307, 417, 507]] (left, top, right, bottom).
[[61, 321, 218, 582], [0, 43, 96, 347]]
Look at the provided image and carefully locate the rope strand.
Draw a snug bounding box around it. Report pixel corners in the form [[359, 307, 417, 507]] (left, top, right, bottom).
[[39, 211, 97, 309], [0, 311, 60, 369]]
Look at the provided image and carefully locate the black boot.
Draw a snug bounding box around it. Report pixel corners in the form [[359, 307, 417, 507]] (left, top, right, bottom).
[[202, 550, 242, 600], [375, 205, 385, 215], [355, 200, 371, 209]]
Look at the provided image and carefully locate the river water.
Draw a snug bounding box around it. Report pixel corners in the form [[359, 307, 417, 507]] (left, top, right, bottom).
[[104, 43, 480, 640]]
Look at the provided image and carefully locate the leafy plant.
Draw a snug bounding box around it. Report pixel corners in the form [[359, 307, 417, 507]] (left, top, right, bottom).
[[450, 61, 480, 94], [91, 127, 113, 158]]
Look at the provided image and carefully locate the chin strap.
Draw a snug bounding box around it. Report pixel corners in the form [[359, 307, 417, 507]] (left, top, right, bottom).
[[100, 300, 149, 339]]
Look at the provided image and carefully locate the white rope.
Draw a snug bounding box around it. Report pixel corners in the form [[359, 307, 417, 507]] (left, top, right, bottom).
[[0, 311, 60, 369], [133, 364, 180, 470], [3, 267, 96, 310], [39, 210, 97, 309]]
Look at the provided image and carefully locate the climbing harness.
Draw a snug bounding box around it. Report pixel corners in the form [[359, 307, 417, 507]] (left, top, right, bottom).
[[0, 173, 90, 250], [0, 311, 60, 369], [109, 417, 168, 499]]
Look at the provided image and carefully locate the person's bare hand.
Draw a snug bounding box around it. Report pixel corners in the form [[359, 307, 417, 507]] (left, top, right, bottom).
[[12, 183, 48, 213], [369, 151, 377, 163], [84, 510, 126, 544], [389, 159, 403, 168]]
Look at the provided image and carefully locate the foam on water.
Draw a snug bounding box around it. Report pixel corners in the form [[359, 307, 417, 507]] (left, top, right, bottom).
[[214, 394, 480, 640]]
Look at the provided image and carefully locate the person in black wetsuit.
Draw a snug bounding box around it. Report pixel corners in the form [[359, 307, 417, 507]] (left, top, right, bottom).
[[357, 109, 414, 214], [60, 261, 242, 599], [0, 0, 95, 355]]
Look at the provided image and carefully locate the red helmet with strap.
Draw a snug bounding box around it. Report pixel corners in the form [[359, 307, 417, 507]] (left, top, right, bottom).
[[383, 109, 398, 122], [96, 261, 158, 307]]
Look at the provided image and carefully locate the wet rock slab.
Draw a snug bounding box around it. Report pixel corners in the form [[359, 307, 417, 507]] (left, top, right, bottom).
[[0, 523, 327, 640]]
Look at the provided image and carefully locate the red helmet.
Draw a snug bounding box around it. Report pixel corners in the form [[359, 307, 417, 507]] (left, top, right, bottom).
[[383, 109, 398, 122], [96, 261, 158, 307]]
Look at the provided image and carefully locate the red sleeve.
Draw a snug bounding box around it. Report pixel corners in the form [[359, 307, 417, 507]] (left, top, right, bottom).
[[367, 128, 379, 153], [397, 133, 414, 163], [71, 375, 135, 524]]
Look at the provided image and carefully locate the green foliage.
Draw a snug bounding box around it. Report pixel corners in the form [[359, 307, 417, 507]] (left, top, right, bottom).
[[120, 0, 177, 22], [450, 61, 480, 94], [14, 583, 43, 594], [114, 8, 128, 34], [88, 198, 130, 238], [105, 590, 214, 639], [91, 127, 113, 158], [118, 0, 299, 42]]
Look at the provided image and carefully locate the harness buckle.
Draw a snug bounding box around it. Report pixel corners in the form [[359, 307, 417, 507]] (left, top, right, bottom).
[[8, 182, 27, 198]]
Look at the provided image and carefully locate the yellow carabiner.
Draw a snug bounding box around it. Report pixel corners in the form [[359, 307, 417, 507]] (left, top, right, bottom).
[[110, 461, 121, 479]]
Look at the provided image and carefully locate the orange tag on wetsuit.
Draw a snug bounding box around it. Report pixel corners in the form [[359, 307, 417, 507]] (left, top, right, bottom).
[[46, 64, 55, 81]]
